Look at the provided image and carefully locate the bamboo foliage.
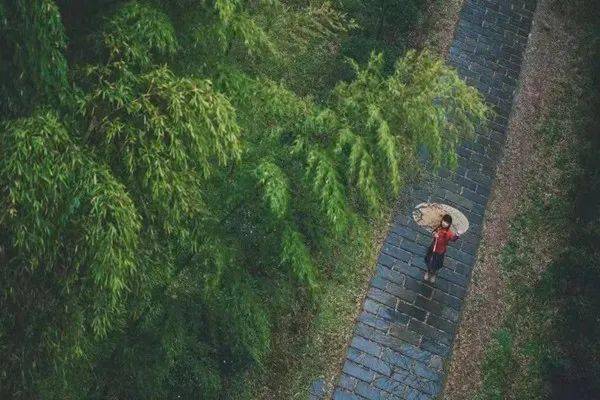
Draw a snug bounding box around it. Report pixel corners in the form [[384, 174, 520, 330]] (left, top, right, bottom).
[[281, 225, 318, 290], [306, 148, 349, 233], [255, 160, 290, 219], [0, 0, 69, 116], [0, 0, 489, 397], [0, 111, 141, 340]]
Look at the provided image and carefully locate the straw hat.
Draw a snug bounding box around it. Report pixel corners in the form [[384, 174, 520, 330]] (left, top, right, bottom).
[[412, 202, 469, 235]]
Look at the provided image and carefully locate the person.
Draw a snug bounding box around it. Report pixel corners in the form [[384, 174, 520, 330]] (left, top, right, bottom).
[[424, 214, 460, 283]]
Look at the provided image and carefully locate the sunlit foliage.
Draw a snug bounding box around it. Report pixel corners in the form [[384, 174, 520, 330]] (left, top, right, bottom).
[[0, 0, 488, 397]]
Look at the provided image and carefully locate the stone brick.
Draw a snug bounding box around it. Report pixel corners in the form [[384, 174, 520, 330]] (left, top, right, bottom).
[[388, 324, 422, 347], [338, 374, 358, 391], [396, 300, 427, 322], [373, 377, 406, 396], [364, 298, 381, 315], [426, 313, 456, 335], [409, 254, 427, 270], [445, 246, 475, 265], [444, 189, 474, 210], [358, 310, 391, 332], [310, 377, 326, 397], [383, 278, 417, 303], [391, 369, 441, 397], [382, 243, 412, 263], [377, 253, 396, 268], [420, 337, 451, 358], [414, 235, 432, 251], [411, 361, 443, 382], [399, 263, 427, 282], [355, 381, 386, 400], [399, 239, 429, 255], [441, 306, 460, 323], [444, 256, 470, 276], [404, 275, 433, 299], [351, 336, 383, 358], [438, 266, 469, 287], [405, 387, 432, 400], [356, 323, 419, 356], [433, 289, 463, 311], [367, 287, 397, 309], [378, 306, 410, 326], [448, 283, 467, 300], [408, 318, 452, 346], [461, 186, 488, 206], [385, 232, 402, 247], [381, 348, 413, 371], [390, 225, 417, 241], [459, 235, 480, 255], [376, 264, 405, 286], [348, 347, 392, 377], [342, 360, 376, 383], [332, 389, 362, 400]]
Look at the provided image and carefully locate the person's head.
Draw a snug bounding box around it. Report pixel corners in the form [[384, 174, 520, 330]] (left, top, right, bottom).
[[441, 214, 452, 229]]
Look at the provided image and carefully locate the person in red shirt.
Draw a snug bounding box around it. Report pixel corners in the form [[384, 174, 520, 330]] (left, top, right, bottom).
[[424, 214, 460, 283]]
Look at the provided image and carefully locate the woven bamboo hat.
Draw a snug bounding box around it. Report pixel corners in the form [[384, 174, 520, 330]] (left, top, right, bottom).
[[412, 202, 469, 235]]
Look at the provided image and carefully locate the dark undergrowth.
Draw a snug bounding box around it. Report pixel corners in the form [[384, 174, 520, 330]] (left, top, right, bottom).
[[476, 1, 600, 399]]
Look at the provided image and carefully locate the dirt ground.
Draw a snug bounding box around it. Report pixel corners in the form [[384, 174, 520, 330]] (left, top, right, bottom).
[[442, 1, 578, 398]]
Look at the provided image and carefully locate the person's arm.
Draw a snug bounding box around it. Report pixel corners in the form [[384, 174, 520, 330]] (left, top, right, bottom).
[[450, 230, 460, 241]]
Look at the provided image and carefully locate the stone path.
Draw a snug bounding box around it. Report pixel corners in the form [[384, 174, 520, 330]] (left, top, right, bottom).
[[309, 1, 537, 399]]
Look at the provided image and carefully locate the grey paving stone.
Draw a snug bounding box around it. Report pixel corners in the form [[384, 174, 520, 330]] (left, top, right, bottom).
[[338, 374, 358, 391], [356, 323, 420, 356], [367, 287, 397, 309], [381, 243, 413, 263], [426, 313, 457, 336], [411, 360, 443, 382], [351, 336, 383, 358], [428, 355, 444, 372], [348, 347, 392, 377], [376, 264, 406, 286], [438, 267, 469, 287], [391, 369, 442, 396], [445, 246, 476, 265], [448, 283, 467, 299], [373, 376, 406, 396], [433, 289, 463, 311], [377, 253, 396, 268], [381, 348, 414, 371], [408, 319, 453, 347], [420, 337, 451, 358], [444, 189, 474, 210], [390, 225, 418, 241], [354, 381, 390, 400], [388, 324, 423, 347], [364, 298, 381, 315], [398, 239, 429, 255], [373, 276, 417, 303], [378, 305, 410, 326], [395, 300, 427, 323], [332, 389, 362, 400], [342, 360, 376, 383], [309, 377, 326, 398], [403, 275, 434, 299], [358, 310, 391, 332]]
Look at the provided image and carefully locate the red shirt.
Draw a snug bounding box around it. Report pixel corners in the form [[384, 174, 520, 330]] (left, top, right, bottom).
[[432, 227, 459, 254]]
